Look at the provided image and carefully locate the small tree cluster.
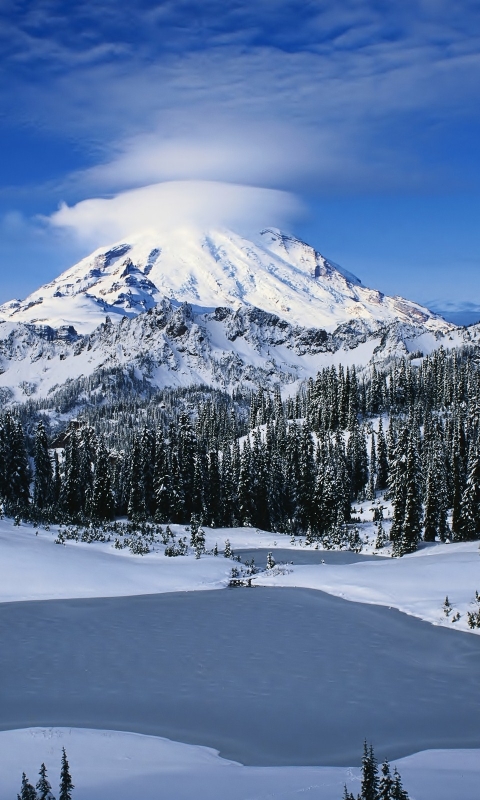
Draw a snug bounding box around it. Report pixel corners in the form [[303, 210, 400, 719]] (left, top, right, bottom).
[[343, 742, 410, 800], [18, 749, 73, 800]]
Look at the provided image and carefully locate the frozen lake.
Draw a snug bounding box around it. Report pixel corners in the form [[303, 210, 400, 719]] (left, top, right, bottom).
[[1, 587, 479, 766], [236, 547, 381, 566]]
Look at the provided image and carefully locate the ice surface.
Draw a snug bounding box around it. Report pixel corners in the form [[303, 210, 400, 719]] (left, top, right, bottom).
[[236, 547, 381, 565], [255, 540, 480, 635], [1, 588, 479, 766]]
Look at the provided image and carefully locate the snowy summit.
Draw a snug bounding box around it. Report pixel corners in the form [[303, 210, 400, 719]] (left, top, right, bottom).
[[0, 227, 446, 335]]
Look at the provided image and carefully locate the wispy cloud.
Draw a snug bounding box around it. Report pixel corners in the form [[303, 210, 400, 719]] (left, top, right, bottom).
[[2, 1, 480, 198]]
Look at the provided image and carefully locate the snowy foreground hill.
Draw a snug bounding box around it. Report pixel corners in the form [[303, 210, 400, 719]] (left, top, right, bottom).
[[0, 225, 476, 406]]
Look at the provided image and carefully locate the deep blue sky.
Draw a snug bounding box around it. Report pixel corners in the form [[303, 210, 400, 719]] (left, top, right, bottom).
[[1, 0, 480, 321]]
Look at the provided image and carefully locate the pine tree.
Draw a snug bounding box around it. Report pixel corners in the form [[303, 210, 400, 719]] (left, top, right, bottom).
[[59, 747, 74, 800], [457, 442, 480, 541], [127, 435, 146, 519], [36, 762, 56, 800], [51, 451, 62, 507], [153, 429, 171, 522], [78, 426, 95, 509], [423, 439, 449, 542], [34, 421, 53, 509], [378, 759, 394, 800], [360, 741, 379, 800], [237, 439, 253, 526], [391, 766, 409, 799], [90, 442, 114, 520], [376, 419, 389, 492], [61, 431, 83, 517], [398, 433, 422, 555], [451, 419, 466, 535], [17, 772, 36, 800], [347, 421, 368, 500], [295, 424, 315, 531], [9, 416, 30, 508], [206, 449, 221, 526], [366, 433, 376, 500], [141, 426, 156, 518]]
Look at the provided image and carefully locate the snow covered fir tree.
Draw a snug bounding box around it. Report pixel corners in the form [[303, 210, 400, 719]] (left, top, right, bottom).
[[0, 345, 479, 556]]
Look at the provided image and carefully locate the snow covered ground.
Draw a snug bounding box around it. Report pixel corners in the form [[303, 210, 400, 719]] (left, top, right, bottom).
[[0, 728, 478, 800], [0, 518, 233, 602]]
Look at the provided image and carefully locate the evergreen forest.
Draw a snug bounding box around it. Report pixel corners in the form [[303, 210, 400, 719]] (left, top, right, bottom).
[[2, 345, 480, 558]]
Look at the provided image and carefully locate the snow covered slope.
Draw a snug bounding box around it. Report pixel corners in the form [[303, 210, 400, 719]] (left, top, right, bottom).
[[0, 227, 448, 334], [0, 728, 478, 800], [0, 301, 461, 405]]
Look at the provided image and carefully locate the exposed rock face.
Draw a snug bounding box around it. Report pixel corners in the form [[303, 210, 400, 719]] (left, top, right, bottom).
[[0, 299, 462, 410]]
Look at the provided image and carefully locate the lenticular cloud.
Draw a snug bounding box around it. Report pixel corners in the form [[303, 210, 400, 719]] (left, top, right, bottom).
[[49, 180, 303, 246]]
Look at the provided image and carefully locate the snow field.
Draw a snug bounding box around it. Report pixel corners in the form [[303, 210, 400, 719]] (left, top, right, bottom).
[[0, 519, 233, 602], [0, 728, 478, 800]]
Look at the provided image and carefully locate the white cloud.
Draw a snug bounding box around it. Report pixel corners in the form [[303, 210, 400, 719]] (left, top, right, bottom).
[[48, 180, 303, 246]]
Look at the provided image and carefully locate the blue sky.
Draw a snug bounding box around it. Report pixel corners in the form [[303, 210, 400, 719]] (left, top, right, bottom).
[[1, 0, 480, 322]]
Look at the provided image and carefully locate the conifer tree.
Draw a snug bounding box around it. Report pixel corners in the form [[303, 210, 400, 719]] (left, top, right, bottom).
[[61, 431, 82, 517], [9, 416, 31, 508], [141, 426, 156, 517], [238, 439, 253, 526], [153, 430, 171, 522], [127, 435, 146, 519], [206, 449, 221, 526], [457, 443, 480, 540], [34, 421, 52, 508], [376, 417, 388, 492], [360, 741, 379, 800], [451, 419, 466, 535], [395, 433, 422, 556], [366, 433, 376, 500], [52, 451, 62, 507], [36, 762, 56, 800], [391, 767, 409, 799], [91, 442, 114, 520], [295, 424, 315, 531], [17, 772, 36, 800], [59, 747, 74, 800], [423, 437, 449, 542], [378, 759, 394, 800]]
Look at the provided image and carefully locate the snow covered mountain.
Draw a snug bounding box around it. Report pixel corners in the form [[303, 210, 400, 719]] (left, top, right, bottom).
[[0, 227, 447, 335], [0, 225, 461, 408]]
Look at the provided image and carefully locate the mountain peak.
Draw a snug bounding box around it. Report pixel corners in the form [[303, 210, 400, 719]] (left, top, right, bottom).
[[0, 227, 447, 335]]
